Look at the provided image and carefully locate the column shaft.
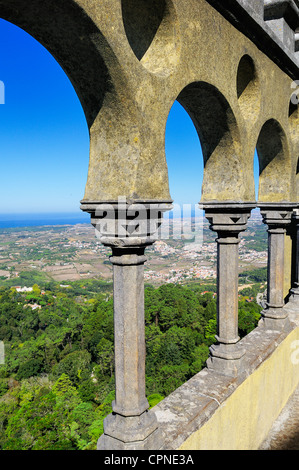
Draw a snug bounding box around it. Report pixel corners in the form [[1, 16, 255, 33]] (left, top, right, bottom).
[[80, 199, 172, 450], [217, 236, 240, 344], [259, 204, 295, 329], [97, 247, 160, 450], [267, 228, 286, 308], [112, 252, 148, 417], [203, 203, 255, 377]]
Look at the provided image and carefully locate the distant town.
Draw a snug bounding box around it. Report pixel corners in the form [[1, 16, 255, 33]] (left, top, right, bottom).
[[0, 210, 267, 287]]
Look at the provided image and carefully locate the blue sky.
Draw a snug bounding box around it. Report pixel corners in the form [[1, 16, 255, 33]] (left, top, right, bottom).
[[0, 19, 259, 215], [0, 19, 89, 214]]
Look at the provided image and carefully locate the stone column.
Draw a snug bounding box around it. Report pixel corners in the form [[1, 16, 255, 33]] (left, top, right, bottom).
[[287, 208, 299, 304], [258, 204, 295, 330], [81, 198, 172, 450], [203, 203, 255, 377]]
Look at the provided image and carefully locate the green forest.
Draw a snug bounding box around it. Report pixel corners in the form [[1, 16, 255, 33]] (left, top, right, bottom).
[[0, 276, 262, 450]]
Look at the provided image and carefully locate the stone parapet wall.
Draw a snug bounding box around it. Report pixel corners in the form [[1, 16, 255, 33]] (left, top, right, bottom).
[[154, 304, 299, 450]]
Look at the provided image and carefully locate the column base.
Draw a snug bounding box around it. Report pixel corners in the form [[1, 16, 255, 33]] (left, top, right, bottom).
[[97, 409, 161, 451], [289, 288, 299, 304], [258, 307, 290, 330], [206, 342, 246, 377], [283, 291, 299, 315], [97, 427, 162, 451]]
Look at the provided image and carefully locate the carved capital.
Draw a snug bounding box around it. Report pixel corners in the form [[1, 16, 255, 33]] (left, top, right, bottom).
[[80, 198, 173, 248], [202, 202, 256, 236], [259, 203, 296, 229]]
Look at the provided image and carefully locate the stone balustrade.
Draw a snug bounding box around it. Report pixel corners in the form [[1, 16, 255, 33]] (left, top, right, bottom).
[[81, 200, 299, 449]]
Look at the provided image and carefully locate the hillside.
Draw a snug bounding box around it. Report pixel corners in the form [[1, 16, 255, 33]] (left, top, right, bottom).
[[0, 279, 262, 450]]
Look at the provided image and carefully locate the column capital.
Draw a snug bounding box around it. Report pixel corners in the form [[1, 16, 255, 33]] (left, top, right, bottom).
[[201, 202, 256, 235], [80, 198, 173, 248], [258, 202, 297, 228]]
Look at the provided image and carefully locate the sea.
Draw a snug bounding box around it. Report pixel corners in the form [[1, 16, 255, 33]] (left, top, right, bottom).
[[0, 206, 202, 229], [0, 212, 90, 229], [0, 207, 262, 229]]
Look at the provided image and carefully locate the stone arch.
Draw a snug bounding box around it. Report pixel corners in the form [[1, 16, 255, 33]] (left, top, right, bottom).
[[0, 0, 121, 129], [174, 81, 243, 202], [256, 119, 292, 202], [0, 1, 148, 204]]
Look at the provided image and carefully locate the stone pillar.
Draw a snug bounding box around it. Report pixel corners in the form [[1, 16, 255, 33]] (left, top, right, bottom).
[[81, 198, 172, 450], [203, 203, 255, 377], [258, 204, 295, 330], [98, 243, 159, 450], [288, 208, 299, 304]]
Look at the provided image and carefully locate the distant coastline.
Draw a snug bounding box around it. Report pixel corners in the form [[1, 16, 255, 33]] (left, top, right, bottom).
[[0, 212, 90, 228], [0, 207, 261, 229]]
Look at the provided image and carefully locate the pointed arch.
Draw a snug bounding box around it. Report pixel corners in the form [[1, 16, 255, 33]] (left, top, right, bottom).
[[0, 0, 119, 128], [0, 1, 146, 205], [256, 119, 292, 202], [175, 81, 243, 202]]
